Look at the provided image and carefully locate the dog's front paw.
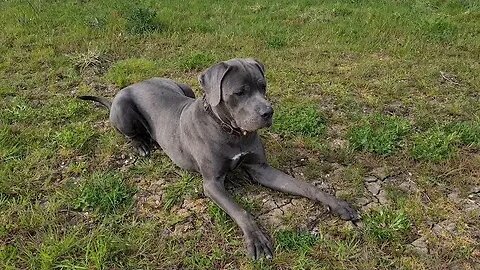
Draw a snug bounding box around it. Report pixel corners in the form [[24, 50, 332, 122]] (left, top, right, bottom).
[[244, 228, 273, 260], [329, 199, 360, 221]]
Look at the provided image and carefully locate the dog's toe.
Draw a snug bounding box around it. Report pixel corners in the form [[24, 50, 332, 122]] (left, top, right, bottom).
[[245, 229, 273, 260], [330, 200, 360, 221]]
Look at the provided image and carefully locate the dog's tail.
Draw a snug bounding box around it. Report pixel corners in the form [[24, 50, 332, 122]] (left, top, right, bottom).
[[78, 95, 112, 110]]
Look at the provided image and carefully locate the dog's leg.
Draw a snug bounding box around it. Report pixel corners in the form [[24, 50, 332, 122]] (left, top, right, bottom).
[[203, 178, 273, 259], [110, 99, 155, 157], [243, 163, 360, 221]]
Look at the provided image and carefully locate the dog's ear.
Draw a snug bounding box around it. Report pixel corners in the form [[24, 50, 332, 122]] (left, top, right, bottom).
[[245, 58, 265, 78], [198, 62, 231, 107]]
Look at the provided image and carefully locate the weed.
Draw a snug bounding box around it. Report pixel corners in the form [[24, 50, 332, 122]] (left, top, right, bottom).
[[364, 208, 411, 242], [69, 48, 104, 72], [125, 7, 164, 35], [348, 114, 410, 155]]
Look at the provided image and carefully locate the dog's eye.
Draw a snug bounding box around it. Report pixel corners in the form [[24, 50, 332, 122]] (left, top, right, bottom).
[[259, 84, 266, 94], [235, 86, 247, 96], [235, 90, 244, 96]]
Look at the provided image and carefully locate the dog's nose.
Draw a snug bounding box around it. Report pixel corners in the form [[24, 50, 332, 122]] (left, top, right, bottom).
[[260, 106, 273, 119]]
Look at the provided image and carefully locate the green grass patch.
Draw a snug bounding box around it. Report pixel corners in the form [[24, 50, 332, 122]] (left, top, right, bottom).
[[364, 208, 411, 243], [37, 230, 80, 270], [207, 195, 260, 236], [125, 6, 165, 35], [208, 202, 236, 237], [266, 35, 287, 49], [422, 15, 458, 43], [181, 52, 215, 71], [183, 246, 226, 270], [73, 172, 136, 215], [1, 97, 36, 125], [275, 230, 318, 252], [0, 245, 18, 269], [105, 58, 160, 88], [44, 99, 92, 123], [348, 114, 411, 155], [272, 103, 325, 137], [0, 127, 25, 162], [446, 121, 480, 147], [163, 172, 202, 211], [410, 127, 460, 161], [326, 236, 361, 261], [24, 226, 130, 269], [0, 86, 15, 97], [411, 121, 480, 161], [54, 123, 96, 151]]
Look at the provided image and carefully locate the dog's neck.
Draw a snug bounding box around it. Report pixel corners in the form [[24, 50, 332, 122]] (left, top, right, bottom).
[[202, 95, 246, 136]]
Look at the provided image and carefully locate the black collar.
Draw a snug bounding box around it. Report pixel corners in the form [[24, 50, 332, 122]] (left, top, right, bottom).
[[202, 95, 245, 136]]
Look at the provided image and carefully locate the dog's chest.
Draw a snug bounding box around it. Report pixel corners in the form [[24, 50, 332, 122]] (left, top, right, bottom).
[[229, 151, 252, 170]]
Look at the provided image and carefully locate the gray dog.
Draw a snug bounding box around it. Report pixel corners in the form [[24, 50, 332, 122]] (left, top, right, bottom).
[[79, 58, 359, 259]]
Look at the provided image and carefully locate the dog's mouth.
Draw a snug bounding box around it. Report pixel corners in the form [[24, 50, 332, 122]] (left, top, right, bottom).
[[239, 117, 273, 134], [264, 117, 273, 127]]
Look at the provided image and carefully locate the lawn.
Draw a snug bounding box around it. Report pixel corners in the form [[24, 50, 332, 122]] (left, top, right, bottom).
[[1, 0, 479, 269]]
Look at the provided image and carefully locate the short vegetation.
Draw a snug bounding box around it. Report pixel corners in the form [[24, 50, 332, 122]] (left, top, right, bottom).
[[1, 0, 479, 269]]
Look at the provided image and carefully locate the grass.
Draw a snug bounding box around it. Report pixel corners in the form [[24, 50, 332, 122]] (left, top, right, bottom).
[[73, 172, 136, 215], [162, 172, 202, 211], [347, 114, 411, 155], [411, 122, 480, 161], [275, 230, 318, 252], [364, 208, 411, 242], [448, 121, 480, 147], [272, 102, 326, 137], [181, 52, 215, 71], [411, 127, 461, 161], [106, 58, 161, 88], [54, 123, 96, 151], [1, 0, 480, 268], [125, 7, 165, 35]]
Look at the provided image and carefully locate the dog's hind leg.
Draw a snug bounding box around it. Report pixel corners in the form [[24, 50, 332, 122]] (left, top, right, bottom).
[[110, 98, 155, 157]]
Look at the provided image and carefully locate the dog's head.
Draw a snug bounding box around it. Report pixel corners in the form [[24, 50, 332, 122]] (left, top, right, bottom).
[[199, 58, 273, 133]]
